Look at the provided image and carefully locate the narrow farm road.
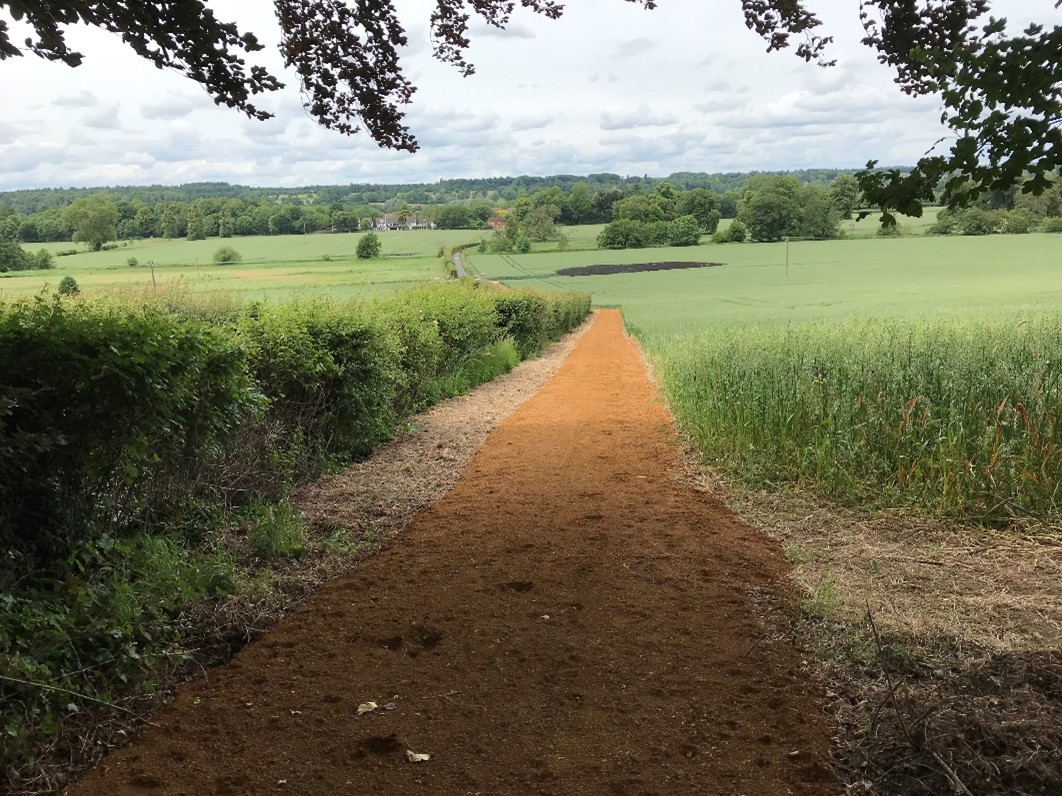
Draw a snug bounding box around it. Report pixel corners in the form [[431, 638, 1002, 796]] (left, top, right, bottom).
[[70, 310, 834, 796]]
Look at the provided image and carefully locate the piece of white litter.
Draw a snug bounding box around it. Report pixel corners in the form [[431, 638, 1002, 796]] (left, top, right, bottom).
[[541, 615, 550, 620], [406, 750, 431, 763], [356, 701, 378, 715]]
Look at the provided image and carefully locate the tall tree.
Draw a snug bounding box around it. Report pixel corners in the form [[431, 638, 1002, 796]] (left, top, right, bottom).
[[62, 194, 118, 251], [737, 177, 802, 242], [829, 175, 860, 220], [677, 188, 722, 233]]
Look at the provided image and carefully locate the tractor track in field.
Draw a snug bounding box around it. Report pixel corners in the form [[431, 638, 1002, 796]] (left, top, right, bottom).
[[68, 310, 834, 796]]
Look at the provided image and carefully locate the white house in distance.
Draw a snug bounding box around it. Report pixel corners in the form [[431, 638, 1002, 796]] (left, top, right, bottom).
[[374, 212, 435, 231]]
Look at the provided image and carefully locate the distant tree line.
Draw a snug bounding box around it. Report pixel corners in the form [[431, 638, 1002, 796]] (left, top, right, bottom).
[[0, 169, 866, 216], [6, 169, 1058, 256], [928, 181, 1062, 236]]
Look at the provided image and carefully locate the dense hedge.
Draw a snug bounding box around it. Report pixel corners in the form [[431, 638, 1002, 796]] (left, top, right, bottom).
[[0, 280, 590, 779], [0, 281, 589, 566]]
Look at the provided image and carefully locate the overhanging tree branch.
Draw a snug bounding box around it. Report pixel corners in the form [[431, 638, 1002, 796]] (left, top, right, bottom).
[[0, 1, 1059, 213]]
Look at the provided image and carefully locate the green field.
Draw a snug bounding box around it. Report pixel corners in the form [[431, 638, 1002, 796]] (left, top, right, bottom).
[[467, 232, 1062, 336], [0, 229, 485, 300], [470, 229, 1062, 522]]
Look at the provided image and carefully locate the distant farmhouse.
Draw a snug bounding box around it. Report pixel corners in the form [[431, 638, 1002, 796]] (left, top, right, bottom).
[[374, 212, 435, 231]]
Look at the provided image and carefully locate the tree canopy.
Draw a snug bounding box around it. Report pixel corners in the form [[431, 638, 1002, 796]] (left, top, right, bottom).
[[1, 1, 1059, 215]]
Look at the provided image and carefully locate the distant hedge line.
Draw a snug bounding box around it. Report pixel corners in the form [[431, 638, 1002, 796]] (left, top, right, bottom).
[[0, 281, 590, 567]]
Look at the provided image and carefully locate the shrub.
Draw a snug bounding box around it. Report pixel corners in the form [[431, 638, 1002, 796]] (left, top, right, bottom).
[[127, 256, 139, 267], [237, 299, 402, 474], [494, 290, 552, 358], [598, 219, 647, 249], [31, 249, 54, 269], [956, 207, 994, 235], [515, 234, 532, 253], [1042, 216, 1062, 233], [0, 297, 256, 563], [247, 501, 307, 560], [0, 241, 29, 272], [356, 232, 381, 259], [998, 208, 1035, 235], [57, 275, 80, 295], [667, 215, 702, 246], [724, 220, 748, 242], [213, 246, 242, 264]]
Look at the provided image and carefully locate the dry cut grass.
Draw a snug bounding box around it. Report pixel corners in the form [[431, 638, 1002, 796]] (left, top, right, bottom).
[[681, 455, 1062, 796]]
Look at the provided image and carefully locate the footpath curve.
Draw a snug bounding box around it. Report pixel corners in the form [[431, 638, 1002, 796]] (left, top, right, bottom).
[[70, 310, 834, 796]]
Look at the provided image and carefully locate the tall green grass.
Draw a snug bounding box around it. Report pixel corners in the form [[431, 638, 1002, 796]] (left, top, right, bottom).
[[654, 317, 1062, 522]]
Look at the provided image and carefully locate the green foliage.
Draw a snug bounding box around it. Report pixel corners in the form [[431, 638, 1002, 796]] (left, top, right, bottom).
[[0, 241, 28, 272], [515, 234, 532, 253], [356, 231, 381, 259], [30, 249, 53, 270], [668, 215, 702, 246], [435, 337, 520, 398], [856, 3, 1062, 215], [127, 256, 139, 267], [655, 318, 1062, 522], [433, 204, 474, 229], [62, 194, 118, 251], [930, 207, 1037, 236], [213, 246, 242, 264], [0, 243, 51, 273], [520, 205, 560, 241], [493, 288, 590, 358], [712, 221, 750, 243], [737, 177, 840, 241], [829, 174, 860, 220], [597, 216, 704, 249], [57, 275, 79, 295], [247, 501, 307, 559], [0, 297, 256, 564], [237, 298, 401, 474], [676, 188, 722, 233], [0, 531, 234, 780], [0, 281, 590, 781]]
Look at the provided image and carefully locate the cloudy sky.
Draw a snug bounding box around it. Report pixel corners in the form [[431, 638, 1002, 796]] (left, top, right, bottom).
[[1, 0, 1057, 190]]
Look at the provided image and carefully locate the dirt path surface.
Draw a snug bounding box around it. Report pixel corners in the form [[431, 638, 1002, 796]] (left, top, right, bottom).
[[70, 310, 834, 796]]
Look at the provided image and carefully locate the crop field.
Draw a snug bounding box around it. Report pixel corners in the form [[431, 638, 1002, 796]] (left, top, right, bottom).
[[467, 232, 1062, 335], [0, 229, 483, 299], [469, 231, 1062, 522]]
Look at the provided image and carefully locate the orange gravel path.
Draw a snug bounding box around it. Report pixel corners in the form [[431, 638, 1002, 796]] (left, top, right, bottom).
[[70, 309, 834, 796]]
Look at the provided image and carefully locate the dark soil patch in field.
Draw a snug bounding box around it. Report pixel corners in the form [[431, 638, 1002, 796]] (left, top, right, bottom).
[[556, 260, 723, 277], [69, 311, 833, 796]]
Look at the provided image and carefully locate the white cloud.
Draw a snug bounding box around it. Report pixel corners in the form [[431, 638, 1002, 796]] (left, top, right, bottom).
[[0, 0, 1056, 190], [83, 103, 122, 130], [510, 116, 553, 131], [615, 37, 655, 58], [53, 91, 99, 108], [600, 104, 678, 131], [141, 96, 202, 121], [472, 21, 536, 40]]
